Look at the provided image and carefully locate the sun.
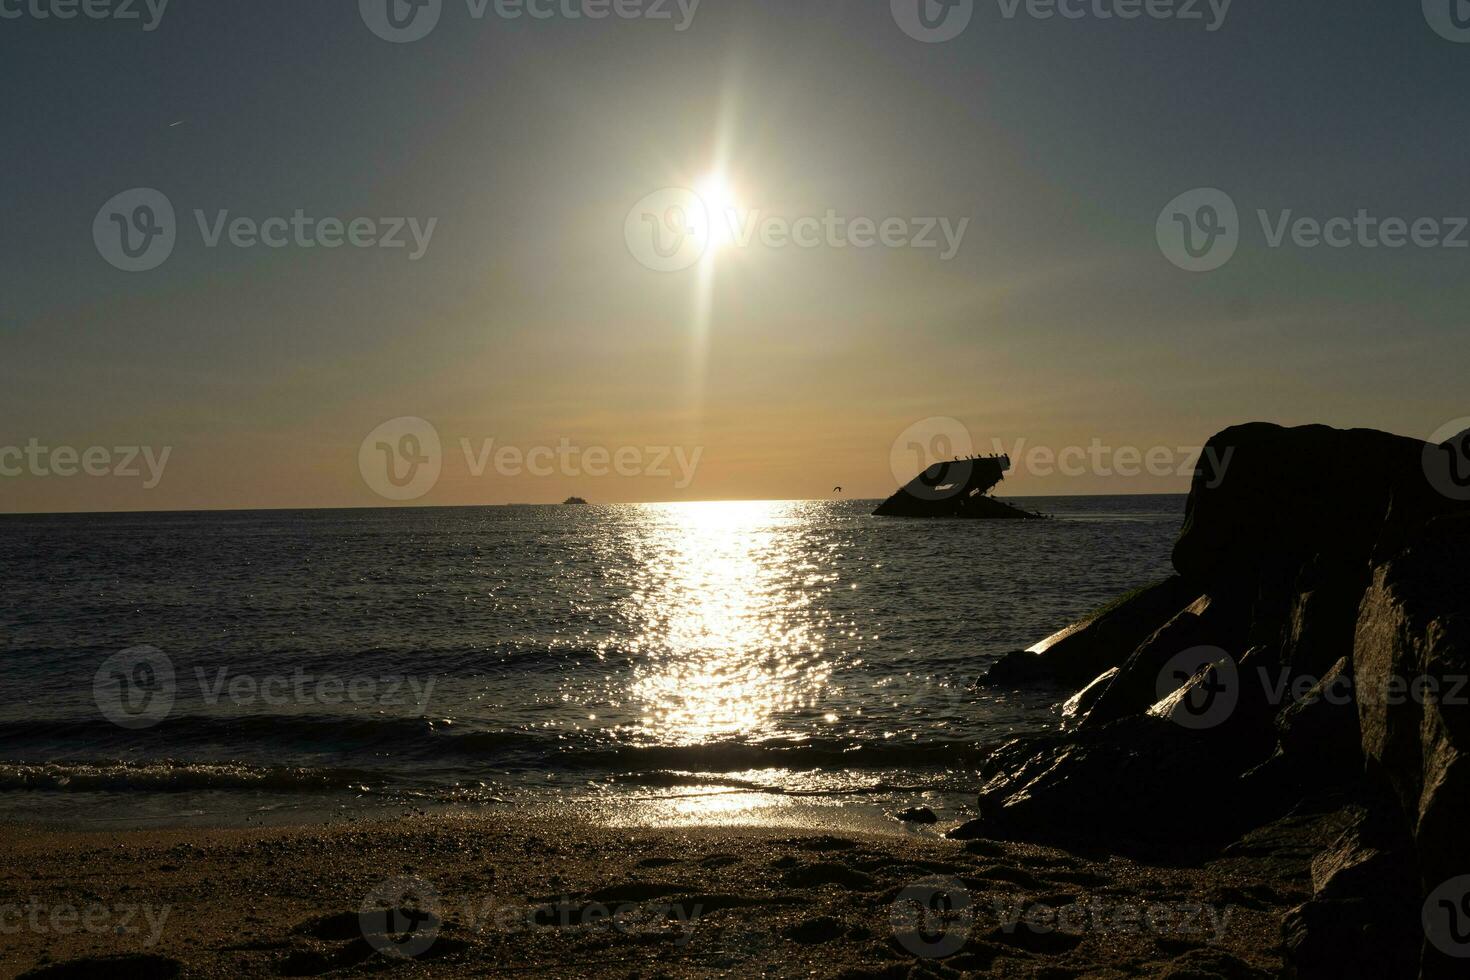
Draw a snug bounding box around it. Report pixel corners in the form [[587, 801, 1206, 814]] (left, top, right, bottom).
[[694, 173, 741, 250]]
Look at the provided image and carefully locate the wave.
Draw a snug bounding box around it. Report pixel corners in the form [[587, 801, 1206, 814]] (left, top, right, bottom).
[[0, 713, 995, 786], [0, 760, 380, 794], [1, 641, 632, 677], [0, 713, 545, 763], [576, 736, 991, 771]]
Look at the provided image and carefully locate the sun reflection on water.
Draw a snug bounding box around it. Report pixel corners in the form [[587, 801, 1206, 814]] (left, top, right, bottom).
[[624, 500, 833, 744]]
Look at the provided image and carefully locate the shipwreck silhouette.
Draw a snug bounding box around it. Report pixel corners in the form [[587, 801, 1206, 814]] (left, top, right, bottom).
[[873, 454, 1042, 519]]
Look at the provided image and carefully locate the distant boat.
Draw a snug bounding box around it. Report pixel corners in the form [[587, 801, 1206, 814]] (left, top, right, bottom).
[[562, 496, 589, 506]]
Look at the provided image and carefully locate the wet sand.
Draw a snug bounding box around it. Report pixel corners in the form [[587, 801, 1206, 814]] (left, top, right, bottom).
[[0, 810, 1336, 978]]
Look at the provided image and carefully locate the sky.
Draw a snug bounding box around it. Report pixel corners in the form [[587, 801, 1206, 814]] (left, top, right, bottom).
[[2, 0, 1468, 512]]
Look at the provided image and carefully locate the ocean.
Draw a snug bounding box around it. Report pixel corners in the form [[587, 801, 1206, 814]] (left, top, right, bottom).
[[0, 496, 1184, 830]]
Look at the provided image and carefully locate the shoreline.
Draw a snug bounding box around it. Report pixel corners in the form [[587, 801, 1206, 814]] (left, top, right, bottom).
[[0, 787, 970, 839], [0, 811, 1314, 979]]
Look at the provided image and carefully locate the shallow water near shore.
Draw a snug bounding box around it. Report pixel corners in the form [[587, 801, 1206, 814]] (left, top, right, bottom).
[[0, 496, 1183, 830]]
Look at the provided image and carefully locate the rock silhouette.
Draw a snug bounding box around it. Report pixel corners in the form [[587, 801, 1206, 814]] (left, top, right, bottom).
[[967, 422, 1470, 979]]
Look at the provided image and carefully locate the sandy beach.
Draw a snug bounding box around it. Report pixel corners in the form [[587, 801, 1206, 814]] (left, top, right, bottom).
[[0, 808, 1343, 978]]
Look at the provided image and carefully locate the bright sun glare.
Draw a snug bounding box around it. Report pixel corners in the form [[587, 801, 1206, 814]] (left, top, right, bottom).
[[695, 173, 740, 250]]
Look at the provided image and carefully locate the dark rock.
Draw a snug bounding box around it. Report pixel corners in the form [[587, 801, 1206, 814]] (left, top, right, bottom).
[[1353, 513, 1470, 978], [983, 649, 1054, 686], [1277, 566, 1374, 685], [1059, 667, 1116, 729], [983, 577, 1199, 689], [1152, 643, 1281, 734], [1167, 423, 1469, 713], [1082, 590, 1252, 728], [895, 806, 938, 824], [1272, 656, 1362, 785], [972, 422, 1470, 976], [968, 716, 1275, 853], [945, 819, 989, 842], [1172, 422, 1460, 587], [1282, 844, 1418, 979], [1308, 810, 1414, 904], [1145, 649, 1254, 731], [1281, 901, 1367, 979], [1279, 806, 1420, 979]]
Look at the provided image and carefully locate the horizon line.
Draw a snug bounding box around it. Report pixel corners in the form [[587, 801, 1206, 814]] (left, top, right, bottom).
[[0, 491, 1192, 519]]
